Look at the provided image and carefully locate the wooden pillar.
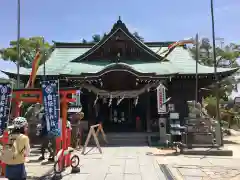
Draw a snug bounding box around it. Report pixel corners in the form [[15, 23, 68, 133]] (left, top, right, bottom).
[[146, 92, 151, 132], [61, 99, 67, 151], [15, 93, 21, 117], [88, 93, 94, 126]]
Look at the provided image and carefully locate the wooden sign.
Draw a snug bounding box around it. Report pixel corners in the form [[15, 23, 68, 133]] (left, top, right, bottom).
[[82, 123, 107, 155]]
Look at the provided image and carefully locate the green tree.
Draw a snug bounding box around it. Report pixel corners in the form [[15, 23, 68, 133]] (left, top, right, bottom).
[[132, 32, 144, 42], [82, 39, 87, 44], [190, 38, 240, 100], [190, 38, 213, 65], [91, 34, 101, 43], [0, 37, 51, 68]]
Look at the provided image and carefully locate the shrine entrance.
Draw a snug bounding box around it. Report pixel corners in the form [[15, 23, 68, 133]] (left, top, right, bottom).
[[105, 98, 135, 132], [95, 96, 147, 132], [66, 63, 160, 132], [91, 67, 148, 132]]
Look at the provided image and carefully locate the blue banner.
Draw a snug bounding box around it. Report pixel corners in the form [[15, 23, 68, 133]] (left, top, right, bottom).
[[41, 80, 60, 136], [0, 84, 11, 135]]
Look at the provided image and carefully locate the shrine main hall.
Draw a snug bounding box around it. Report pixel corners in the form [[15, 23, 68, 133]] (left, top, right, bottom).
[[2, 19, 237, 133]]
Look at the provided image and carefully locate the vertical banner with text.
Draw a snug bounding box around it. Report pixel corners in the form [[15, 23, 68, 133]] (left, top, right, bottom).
[[0, 84, 11, 135], [41, 80, 60, 136], [157, 84, 167, 114]]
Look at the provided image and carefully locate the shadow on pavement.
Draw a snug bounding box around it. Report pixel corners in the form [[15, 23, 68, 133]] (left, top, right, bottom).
[[146, 149, 180, 156], [223, 140, 240, 145]]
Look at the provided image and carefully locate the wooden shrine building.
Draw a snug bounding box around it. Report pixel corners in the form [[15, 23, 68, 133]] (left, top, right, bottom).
[[2, 18, 238, 133]]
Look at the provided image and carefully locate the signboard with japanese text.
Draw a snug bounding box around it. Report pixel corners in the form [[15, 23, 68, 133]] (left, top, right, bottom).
[[41, 80, 60, 136], [0, 84, 11, 135], [157, 84, 167, 114]]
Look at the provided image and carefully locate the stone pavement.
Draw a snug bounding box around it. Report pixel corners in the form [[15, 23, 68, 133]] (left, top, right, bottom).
[[157, 155, 240, 180], [56, 138, 240, 180], [0, 146, 54, 180], [2, 135, 240, 180], [153, 135, 240, 180], [59, 146, 168, 180], [25, 146, 54, 179]]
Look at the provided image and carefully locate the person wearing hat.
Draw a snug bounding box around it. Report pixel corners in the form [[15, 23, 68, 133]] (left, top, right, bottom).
[[2, 117, 30, 180]]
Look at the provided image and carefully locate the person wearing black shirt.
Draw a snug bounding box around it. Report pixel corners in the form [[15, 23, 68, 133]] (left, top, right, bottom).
[[38, 115, 54, 161]]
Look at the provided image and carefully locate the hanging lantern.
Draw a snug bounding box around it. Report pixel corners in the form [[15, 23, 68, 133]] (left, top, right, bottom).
[[157, 84, 167, 114]]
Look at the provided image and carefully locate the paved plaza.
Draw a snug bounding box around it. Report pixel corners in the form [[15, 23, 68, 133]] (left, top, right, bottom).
[[2, 136, 240, 180], [60, 146, 167, 180], [57, 144, 240, 180]]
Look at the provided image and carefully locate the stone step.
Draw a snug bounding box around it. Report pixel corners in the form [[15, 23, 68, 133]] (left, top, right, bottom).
[[88, 133, 148, 146], [106, 132, 148, 138]]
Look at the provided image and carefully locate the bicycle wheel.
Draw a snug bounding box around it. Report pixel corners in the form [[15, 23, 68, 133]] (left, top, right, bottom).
[[54, 161, 62, 174], [70, 155, 80, 168]]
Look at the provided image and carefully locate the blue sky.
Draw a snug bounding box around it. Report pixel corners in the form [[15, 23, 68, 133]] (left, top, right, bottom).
[[0, 0, 239, 75]]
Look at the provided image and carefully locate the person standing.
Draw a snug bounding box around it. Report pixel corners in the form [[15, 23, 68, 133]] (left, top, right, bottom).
[[38, 114, 54, 161], [2, 117, 30, 180]]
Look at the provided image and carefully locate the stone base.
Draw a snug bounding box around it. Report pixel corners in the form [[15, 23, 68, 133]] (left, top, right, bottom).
[[181, 148, 233, 156]]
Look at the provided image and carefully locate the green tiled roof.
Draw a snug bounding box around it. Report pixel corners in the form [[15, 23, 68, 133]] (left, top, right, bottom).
[[0, 18, 237, 77], [61, 61, 177, 75], [2, 47, 90, 76], [151, 46, 236, 74], [1, 46, 237, 76]]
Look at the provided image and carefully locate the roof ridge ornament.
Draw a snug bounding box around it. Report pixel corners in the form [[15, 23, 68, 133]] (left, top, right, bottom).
[[111, 16, 128, 33]]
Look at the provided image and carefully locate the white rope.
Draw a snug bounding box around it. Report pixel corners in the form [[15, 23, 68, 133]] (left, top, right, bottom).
[[134, 96, 139, 106], [108, 94, 112, 107], [81, 83, 159, 98], [93, 94, 99, 106], [117, 94, 125, 105]]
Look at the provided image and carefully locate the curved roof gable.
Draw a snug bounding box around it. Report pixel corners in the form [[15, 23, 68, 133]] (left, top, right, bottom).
[[71, 18, 166, 63]]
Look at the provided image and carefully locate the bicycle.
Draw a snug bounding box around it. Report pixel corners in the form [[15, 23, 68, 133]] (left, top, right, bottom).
[[53, 147, 80, 174]]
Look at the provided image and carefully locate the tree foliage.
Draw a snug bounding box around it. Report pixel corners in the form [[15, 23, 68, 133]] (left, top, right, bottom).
[[0, 37, 51, 68], [189, 38, 240, 100], [91, 34, 102, 43], [192, 38, 240, 124], [189, 38, 240, 67], [132, 32, 144, 42]]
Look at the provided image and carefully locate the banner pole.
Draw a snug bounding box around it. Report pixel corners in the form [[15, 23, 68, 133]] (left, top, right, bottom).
[[58, 79, 60, 127]]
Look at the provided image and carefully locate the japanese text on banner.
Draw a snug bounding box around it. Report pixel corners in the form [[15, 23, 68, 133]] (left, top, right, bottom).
[[0, 84, 11, 135], [42, 80, 60, 136]]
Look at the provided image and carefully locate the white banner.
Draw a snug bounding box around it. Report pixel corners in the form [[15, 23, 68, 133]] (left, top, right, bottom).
[[157, 84, 167, 114]]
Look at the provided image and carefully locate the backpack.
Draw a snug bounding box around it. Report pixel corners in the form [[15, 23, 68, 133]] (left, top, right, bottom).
[[0, 134, 25, 163]]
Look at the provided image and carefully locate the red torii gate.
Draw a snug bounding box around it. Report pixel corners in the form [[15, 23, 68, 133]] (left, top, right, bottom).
[[1, 88, 78, 175], [13, 88, 77, 150]]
